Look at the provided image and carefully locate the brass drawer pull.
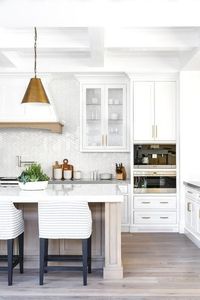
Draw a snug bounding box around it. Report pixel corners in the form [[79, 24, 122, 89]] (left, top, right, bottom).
[[142, 216, 151, 219], [187, 191, 193, 194], [160, 217, 169, 219], [160, 201, 168, 204], [142, 201, 151, 204]]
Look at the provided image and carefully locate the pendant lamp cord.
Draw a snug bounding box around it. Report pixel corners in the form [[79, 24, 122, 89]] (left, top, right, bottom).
[[34, 27, 37, 78]]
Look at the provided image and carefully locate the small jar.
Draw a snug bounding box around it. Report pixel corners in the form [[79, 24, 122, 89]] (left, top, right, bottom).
[[73, 171, 82, 180], [52, 161, 62, 180], [63, 170, 72, 180]]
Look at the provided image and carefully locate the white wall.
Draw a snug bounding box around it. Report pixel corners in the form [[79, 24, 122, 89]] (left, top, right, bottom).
[[179, 71, 200, 230], [0, 74, 130, 178]]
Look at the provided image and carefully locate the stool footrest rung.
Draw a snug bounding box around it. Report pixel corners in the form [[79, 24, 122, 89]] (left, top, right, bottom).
[[45, 266, 83, 272], [0, 255, 20, 270], [47, 255, 82, 262]]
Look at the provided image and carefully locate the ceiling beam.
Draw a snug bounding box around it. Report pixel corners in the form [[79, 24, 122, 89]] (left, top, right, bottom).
[[0, 52, 15, 68], [88, 27, 104, 67]]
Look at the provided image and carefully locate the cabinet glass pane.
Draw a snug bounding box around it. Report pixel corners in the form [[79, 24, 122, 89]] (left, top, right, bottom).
[[107, 88, 124, 147], [85, 88, 102, 147]]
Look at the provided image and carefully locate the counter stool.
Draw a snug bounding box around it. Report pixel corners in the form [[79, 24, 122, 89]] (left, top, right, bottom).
[[0, 200, 24, 285], [38, 199, 92, 286]]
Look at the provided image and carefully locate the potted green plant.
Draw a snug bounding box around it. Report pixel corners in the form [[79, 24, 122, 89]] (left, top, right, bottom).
[[18, 164, 49, 190]]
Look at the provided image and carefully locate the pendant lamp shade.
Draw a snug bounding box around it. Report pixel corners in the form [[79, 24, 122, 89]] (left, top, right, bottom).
[[21, 27, 50, 104], [22, 78, 50, 104]]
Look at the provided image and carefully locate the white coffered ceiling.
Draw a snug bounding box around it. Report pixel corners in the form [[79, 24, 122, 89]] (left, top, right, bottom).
[[0, 27, 200, 73]]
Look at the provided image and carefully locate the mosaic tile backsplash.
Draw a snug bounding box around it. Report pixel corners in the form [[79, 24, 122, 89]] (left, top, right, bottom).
[[0, 75, 130, 178]]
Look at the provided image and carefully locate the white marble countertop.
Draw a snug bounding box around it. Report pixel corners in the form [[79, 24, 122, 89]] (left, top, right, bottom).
[[184, 181, 200, 190], [49, 179, 130, 184], [0, 184, 124, 203]]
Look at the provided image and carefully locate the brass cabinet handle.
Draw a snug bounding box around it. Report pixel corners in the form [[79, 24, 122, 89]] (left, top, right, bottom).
[[160, 201, 168, 204], [187, 202, 191, 212], [105, 135, 108, 146], [155, 125, 158, 138], [142, 201, 151, 204], [160, 216, 169, 219], [142, 216, 151, 219]]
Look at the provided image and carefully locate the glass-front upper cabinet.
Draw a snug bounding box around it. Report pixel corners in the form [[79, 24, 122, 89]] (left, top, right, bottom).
[[83, 86, 103, 149], [81, 84, 128, 152]]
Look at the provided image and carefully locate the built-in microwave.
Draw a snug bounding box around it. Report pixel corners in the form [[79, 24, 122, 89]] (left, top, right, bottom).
[[134, 144, 176, 169], [133, 170, 176, 194]]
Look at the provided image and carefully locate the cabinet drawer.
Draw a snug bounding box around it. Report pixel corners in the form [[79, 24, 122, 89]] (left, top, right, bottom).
[[134, 212, 176, 224], [134, 197, 176, 209]]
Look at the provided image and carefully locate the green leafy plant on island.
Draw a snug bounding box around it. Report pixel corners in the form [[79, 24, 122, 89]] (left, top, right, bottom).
[[18, 164, 49, 184]]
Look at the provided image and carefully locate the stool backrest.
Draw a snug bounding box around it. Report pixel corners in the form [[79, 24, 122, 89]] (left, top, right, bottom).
[[0, 200, 24, 239], [38, 200, 92, 239]]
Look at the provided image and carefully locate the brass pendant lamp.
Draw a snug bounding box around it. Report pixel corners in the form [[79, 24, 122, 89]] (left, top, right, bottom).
[[21, 27, 50, 104]]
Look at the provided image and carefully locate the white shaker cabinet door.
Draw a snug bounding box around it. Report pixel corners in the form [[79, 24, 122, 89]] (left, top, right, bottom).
[[154, 81, 176, 141], [134, 82, 154, 141]]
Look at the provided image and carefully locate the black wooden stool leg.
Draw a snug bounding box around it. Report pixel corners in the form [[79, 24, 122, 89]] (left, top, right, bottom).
[[44, 239, 48, 273], [18, 233, 24, 274], [87, 236, 92, 274], [82, 239, 88, 286], [39, 238, 45, 285], [7, 239, 14, 286]]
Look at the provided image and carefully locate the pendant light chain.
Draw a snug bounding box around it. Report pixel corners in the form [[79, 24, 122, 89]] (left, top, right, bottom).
[[34, 27, 37, 78]]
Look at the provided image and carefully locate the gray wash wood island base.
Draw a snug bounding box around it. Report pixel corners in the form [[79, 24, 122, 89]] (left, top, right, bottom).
[[0, 184, 123, 280]]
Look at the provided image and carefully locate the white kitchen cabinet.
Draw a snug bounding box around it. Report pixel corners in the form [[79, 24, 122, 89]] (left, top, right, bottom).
[[133, 81, 176, 142], [134, 82, 154, 141], [155, 82, 176, 141], [185, 197, 195, 231], [184, 187, 200, 235], [118, 184, 130, 232], [81, 83, 129, 152], [131, 194, 177, 232]]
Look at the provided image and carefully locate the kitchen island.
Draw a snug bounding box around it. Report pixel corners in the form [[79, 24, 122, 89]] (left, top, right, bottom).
[[0, 184, 124, 279]]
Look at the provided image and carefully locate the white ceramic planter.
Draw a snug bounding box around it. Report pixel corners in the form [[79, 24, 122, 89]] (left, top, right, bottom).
[[18, 181, 48, 191]]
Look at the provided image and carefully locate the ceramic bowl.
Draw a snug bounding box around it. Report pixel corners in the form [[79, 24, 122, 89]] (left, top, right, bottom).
[[18, 181, 48, 191]]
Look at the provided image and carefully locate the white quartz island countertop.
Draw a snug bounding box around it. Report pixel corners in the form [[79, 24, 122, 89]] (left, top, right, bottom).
[[0, 184, 124, 203], [0, 183, 124, 280]]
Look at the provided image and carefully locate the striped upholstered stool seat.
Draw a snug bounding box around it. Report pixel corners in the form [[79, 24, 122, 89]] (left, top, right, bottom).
[[38, 199, 92, 286], [0, 200, 24, 285]]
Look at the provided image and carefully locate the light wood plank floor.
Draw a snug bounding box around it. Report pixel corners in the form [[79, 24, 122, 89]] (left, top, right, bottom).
[[1, 233, 200, 299]]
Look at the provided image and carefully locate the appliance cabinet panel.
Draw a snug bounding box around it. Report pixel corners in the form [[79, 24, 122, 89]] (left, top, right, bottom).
[[121, 195, 130, 231], [134, 196, 176, 209], [134, 211, 176, 224], [134, 82, 154, 141], [154, 82, 176, 141], [133, 80, 176, 142]]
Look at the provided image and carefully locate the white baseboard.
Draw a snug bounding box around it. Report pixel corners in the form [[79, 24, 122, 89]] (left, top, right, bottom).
[[130, 225, 179, 233], [184, 228, 200, 248]]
